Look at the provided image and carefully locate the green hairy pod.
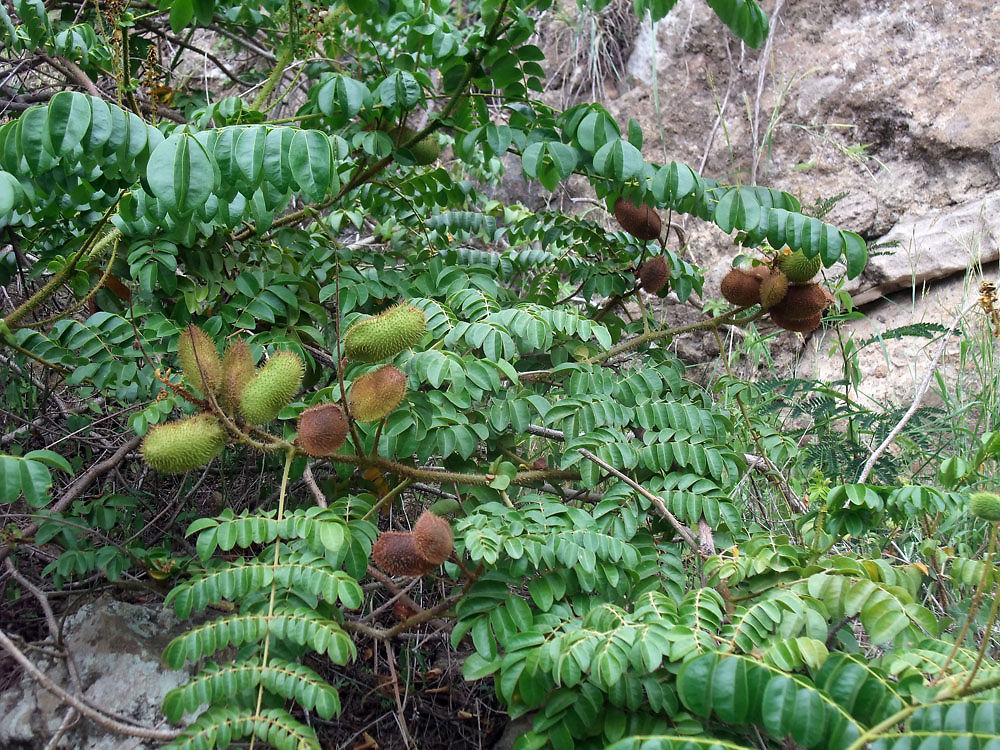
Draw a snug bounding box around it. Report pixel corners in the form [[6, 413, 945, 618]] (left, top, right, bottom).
[[141, 414, 227, 474], [239, 351, 304, 424], [344, 304, 427, 363], [969, 492, 1000, 522], [348, 365, 407, 422], [178, 325, 221, 397], [219, 339, 255, 415], [778, 249, 822, 282]]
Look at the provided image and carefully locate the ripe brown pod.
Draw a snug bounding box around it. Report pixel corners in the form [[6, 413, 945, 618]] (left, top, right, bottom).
[[771, 282, 830, 321], [373, 531, 434, 576], [758, 270, 789, 310], [720, 268, 763, 307], [297, 403, 348, 456], [613, 198, 662, 241], [412, 510, 453, 565], [637, 256, 670, 294], [770, 309, 823, 333]]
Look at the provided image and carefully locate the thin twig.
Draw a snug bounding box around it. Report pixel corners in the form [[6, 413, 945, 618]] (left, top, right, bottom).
[[384, 640, 416, 749], [0, 434, 143, 565], [301, 464, 328, 508], [577, 449, 700, 554], [0, 628, 180, 740], [857, 301, 975, 483]]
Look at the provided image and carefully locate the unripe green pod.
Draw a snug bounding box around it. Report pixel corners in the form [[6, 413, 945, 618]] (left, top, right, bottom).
[[220, 339, 255, 415], [141, 414, 227, 474], [777, 249, 823, 282], [969, 492, 1000, 522], [239, 351, 304, 424], [344, 304, 427, 363], [409, 136, 441, 166], [178, 325, 221, 396], [392, 127, 441, 166], [348, 365, 407, 422]]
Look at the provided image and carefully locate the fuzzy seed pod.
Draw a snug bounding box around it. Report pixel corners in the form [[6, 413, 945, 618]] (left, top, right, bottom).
[[373, 531, 434, 576], [392, 127, 441, 166], [771, 282, 830, 321], [637, 256, 670, 294], [297, 403, 348, 456], [613, 198, 662, 241], [344, 304, 427, 363], [759, 270, 790, 310], [410, 136, 441, 166], [720, 268, 763, 307], [220, 339, 255, 415], [178, 325, 221, 397], [239, 351, 304, 424], [141, 414, 227, 474], [969, 492, 1000, 522], [412, 510, 454, 565], [348, 365, 407, 422], [769, 309, 822, 333], [777, 249, 823, 283]]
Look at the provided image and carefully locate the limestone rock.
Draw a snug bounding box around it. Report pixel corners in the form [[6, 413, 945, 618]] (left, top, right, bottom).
[[0, 598, 199, 749], [844, 191, 1000, 305]]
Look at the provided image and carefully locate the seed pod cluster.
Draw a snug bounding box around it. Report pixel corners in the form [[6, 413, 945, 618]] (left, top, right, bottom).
[[372, 510, 454, 576], [719, 248, 833, 333]]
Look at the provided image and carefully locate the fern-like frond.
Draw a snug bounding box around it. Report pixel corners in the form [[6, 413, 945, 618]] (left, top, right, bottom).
[[166, 553, 359, 618], [163, 657, 341, 723], [162, 607, 355, 669], [164, 706, 320, 750]]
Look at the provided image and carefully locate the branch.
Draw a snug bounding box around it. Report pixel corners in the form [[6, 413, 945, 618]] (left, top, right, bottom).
[[344, 564, 483, 640], [585, 307, 762, 366], [137, 21, 249, 85], [322, 450, 580, 488], [36, 53, 100, 97]]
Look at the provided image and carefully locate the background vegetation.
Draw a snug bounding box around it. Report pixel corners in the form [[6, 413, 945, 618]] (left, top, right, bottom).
[[1, 0, 999, 748]]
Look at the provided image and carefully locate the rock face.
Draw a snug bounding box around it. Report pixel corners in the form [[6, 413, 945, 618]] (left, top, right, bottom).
[[536, 0, 1000, 399], [845, 191, 1000, 305], [0, 598, 194, 749], [622, 0, 1000, 235]]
